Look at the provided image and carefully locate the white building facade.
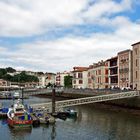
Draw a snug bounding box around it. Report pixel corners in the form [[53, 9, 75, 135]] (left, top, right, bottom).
[[72, 67, 88, 89]]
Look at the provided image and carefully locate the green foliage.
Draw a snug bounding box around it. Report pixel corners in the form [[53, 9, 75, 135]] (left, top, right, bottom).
[[0, 67, 39, 83], [13, 72, 39, 83], [46, 82, 53, 87], [2, 74, 13, 81], [37, 72, 44, 75], [6, 67, 16, 73], [0, 68, 7, 78], [64, 75, 72, 88]]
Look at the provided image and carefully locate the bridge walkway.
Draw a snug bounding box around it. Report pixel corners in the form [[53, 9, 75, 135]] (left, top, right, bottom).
[[30, 91, 140, 113]]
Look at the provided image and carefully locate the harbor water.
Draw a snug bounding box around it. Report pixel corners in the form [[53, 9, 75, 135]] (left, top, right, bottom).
[[0, 96, 140, 140]]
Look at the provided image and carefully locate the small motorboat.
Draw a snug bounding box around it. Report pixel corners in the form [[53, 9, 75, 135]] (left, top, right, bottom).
[[7, 99, 33, 128], [37, 113, 55, 124], [65, 108, 77, 118], [13, 92, 20, 99]]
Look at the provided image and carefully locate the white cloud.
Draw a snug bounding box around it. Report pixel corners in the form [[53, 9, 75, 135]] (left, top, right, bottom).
[[0, 0, 87, 36], [1, 19, 140, 73], [0, 0, 140, 72], [0, 0, 136, 36], [81, 0, 133, 23]]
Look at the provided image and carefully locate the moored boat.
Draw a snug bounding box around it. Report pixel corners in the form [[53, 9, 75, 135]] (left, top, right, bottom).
[[13, 92, 20, 99], [65, 108, 77, 118], [37, 113, 55, 124], [7, 100, 33, 128]]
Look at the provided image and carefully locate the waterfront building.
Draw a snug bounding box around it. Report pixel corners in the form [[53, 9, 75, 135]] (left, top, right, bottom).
[[25, 71, 37, 76], [38, 74, 48, 87], [45, 73, 56, 86], [91, 61, 109, 89], [118, 50, 133, 89], [72, 67, 89, 89], [132, 41, 140, 90], [107, 57, 118, 88], [55, 71, 70, 87], [0, 79, 8, 87], [87, 65, 94, 89]]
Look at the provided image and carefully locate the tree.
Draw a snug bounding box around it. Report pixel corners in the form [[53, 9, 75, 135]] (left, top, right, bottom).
[[6, 67, 16, 73], [37, 72, 44, 75], [2, 74, 13, 81], [64, 75, 72, 88], [0, 68, 7, 78]]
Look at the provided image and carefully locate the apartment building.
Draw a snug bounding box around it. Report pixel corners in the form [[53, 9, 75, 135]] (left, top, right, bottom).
[[46, 73, 56, 86], [87, 65, 94, 89], [72, 67, 89, 89], [107, 57, 118, 88], [38, 73, 56, 87], [118, 50, 133, 89], [91, 61, 109, 89], [0, 79, 8, 87], [55, 71, 70, 87], [132, 41, 140, 90]]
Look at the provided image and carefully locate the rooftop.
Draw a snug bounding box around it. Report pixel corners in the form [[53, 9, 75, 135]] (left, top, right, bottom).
[[131, 41, 140, 46]]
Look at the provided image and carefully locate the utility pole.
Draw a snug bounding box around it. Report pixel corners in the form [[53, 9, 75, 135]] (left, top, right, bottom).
[[52, 86, 56, 115], [21, 87, 24, 104]]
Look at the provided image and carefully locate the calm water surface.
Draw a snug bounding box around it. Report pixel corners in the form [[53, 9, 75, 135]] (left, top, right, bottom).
[[0, 97, 140, 140]]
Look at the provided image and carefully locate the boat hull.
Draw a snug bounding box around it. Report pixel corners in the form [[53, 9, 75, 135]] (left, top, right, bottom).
[[8, 118, 32, 128]]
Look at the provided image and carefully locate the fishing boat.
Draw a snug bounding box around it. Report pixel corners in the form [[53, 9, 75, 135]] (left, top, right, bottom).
[[7, 99, 33, 128]]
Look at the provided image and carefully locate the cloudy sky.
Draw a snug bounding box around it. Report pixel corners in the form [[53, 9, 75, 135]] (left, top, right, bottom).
[[0, 0, 140, 73]]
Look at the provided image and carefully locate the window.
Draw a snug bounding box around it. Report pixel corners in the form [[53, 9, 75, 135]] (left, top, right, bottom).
[[136, 59, 138, 67], [136, 71, 138, 79], [135, 48, 138, 55], [98, 70, 101, 75], [105, 69, 108, 75], [96, 71, 97, 75], [79, 80, 83, 84], [73, 73, 76, 78], [78, 73, 82, 78], [105, 77, 108, 83], [73, 80, 76, 84]]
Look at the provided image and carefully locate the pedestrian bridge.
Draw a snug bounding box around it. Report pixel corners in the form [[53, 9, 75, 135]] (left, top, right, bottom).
[[30, 91, 140, 113], [23, 88, 63, 96]]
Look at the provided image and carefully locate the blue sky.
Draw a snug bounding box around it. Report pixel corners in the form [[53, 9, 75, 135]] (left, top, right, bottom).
[[0, 0, 140, 72]]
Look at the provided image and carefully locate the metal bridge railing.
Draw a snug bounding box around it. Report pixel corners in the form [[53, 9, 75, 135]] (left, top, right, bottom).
[[30, 91, 140, 112]]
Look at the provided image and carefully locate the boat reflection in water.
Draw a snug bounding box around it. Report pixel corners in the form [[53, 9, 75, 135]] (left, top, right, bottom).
[[41, 123, 56, 140], [9, 127, 32, 139]]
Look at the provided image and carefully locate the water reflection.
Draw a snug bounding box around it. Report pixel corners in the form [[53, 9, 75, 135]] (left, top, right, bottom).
[[0, 98, 140, 140], [51, 124, 56, 140], [76, 105, 140, 140], [9, 127, 32, 140]]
